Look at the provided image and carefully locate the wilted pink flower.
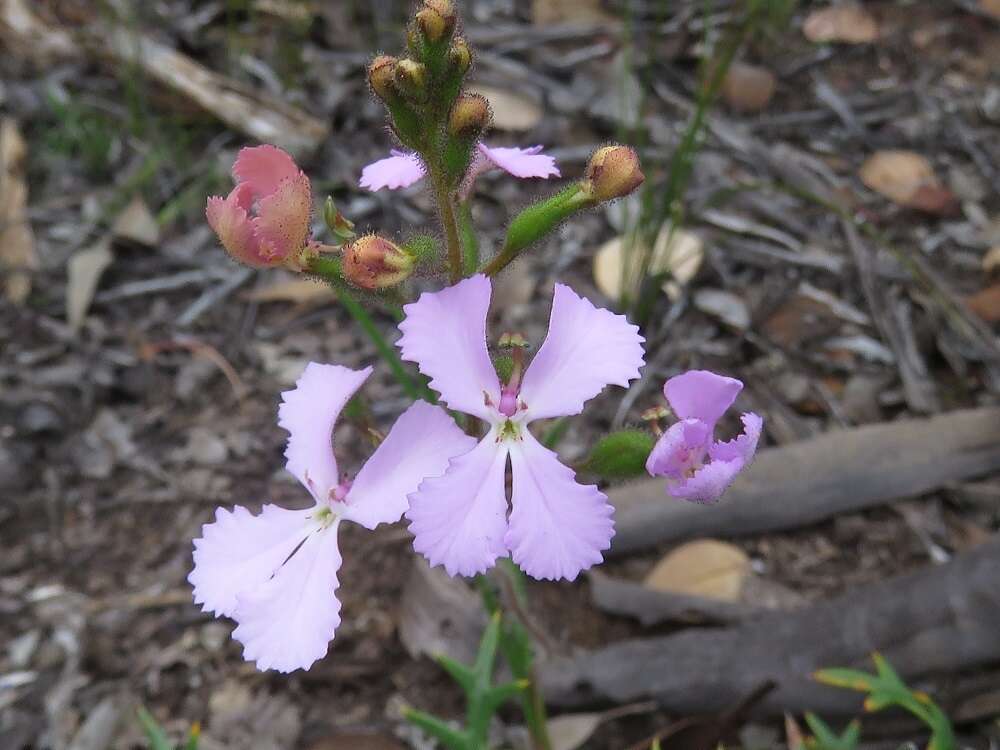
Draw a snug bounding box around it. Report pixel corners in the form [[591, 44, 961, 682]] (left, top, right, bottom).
[[188, 363, 475, 672], [645, 370, 763, 503], [359, 143, 559, 193], [398, 275, 645, 581], [206, 145, 314, 269]]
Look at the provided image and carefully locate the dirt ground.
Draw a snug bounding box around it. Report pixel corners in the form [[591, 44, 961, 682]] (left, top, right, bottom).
[[2, 1, 999, 748]]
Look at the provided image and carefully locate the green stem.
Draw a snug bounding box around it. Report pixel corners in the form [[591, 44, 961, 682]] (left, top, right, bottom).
[[430, 166, 464, 282], [308, 257, 429, 402], [457, 201, 479, 274]]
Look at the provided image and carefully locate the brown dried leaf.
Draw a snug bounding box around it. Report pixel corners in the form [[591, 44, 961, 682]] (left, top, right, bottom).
[[721, 62, 777, 113], [983, 246, 1000, 274], [467, 85, 542, 132], [803, 4, 879, 44], [965, 283, 1000, 323], [859, 150, 956, 213], [532, 0, 614, 24], [66, 238, 113, 332], [112, 196, 160, 246], [0, 119, 37, 304], [593, 226, 703, 301], [244, 278, 336, 305], [979, 0, 1000, 21], [643, 539, 751, 601]]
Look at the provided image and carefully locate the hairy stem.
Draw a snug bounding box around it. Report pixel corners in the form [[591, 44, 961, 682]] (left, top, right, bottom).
[[430, 166, 464, 283]]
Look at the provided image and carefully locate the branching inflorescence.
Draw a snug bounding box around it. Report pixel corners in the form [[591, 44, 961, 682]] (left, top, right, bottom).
[[190, 1, 762, 742]]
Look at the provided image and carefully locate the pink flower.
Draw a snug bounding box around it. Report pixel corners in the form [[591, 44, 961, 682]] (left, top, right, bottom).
[[188, 363, 475, 672], [206, 145, 314, 269], [397, 275, 645, 581], [645, 370, 763, 503], [359, 143, 559, 193]]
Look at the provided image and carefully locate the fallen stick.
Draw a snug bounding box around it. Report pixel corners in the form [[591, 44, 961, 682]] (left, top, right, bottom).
[[541, 538, 1000, 716], [609, 407, 1000, 556]]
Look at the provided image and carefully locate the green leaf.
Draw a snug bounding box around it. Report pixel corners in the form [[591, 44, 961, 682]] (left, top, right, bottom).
[[137, 707, 175, 750], [436, 654, 476, 694], [812, 668, 877, 692], [581, 430, 655, 480], [403, 707, 468, 750], [803, 714, 860, 750]]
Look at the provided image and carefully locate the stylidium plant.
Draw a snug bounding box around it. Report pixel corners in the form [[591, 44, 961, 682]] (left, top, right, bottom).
[[194, 0, 762, 745]]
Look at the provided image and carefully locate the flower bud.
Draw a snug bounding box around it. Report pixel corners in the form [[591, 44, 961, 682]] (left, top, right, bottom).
[[447, 93, 491, 139], [368, 55, 398, 101], [394, 59, 428, 102], [416, 0, 456, 43], [583, 145, 644, 203], [342, 235, 415, 290], [448, 37, 472, 75]]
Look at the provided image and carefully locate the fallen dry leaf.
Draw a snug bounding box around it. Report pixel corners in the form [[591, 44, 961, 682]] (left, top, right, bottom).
[[593, 225, 703, 302], [979, 0, 1000, 21], [244, 277, 336, 305], [721, 62, 776, 112], [546, 704, 656, 750], [965, 283, 1000, 324], [467, 85, 543, 131], [112, 196, 160, 246], [643, 539, 751, 601], [803, 4, 879, 44], [0, 118, 37, 304], [532, 0, 614, 24], [859, 150, 957, 214], [983, 246, 1000, 274], [67, 238, 113, 332]]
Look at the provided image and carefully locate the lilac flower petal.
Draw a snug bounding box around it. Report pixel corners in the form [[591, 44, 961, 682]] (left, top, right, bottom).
[[506, 432, 614, 581], [519, 283, 645, 421], [398, 275, 502, 421], [359, 152, 426, 191], [345, 401, 477, 529], [709, 412, 763, 464], [188, 504, 312, 617], [232, 528, 342, 672], [644, 418, 711, 478], [407, 437, 510, 577], [278, 363, 372, 502], [664, 370, 743, 425], [668, 458, 744, 504], [478, 143, 560, 179]]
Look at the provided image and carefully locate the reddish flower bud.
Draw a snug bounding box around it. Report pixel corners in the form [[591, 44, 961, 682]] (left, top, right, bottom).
[[342, 235, 415, 290], [368, 55, 398, 101], [448, 93, 491, 139], [583, 145, 644, 203]]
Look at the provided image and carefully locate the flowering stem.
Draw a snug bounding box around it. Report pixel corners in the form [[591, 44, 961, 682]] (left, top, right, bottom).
[[457, 201, 479, 274], [429, 165, 464, 282], [308, 257, 431, 402]]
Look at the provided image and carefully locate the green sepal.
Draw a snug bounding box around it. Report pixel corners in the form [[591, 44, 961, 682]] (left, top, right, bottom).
[[443, 137, 477, 187], [402, 233, 440, 265], [501, 184, 588, 259], [385, 98, 424, 151], [581, 429, 656, 480], [402, 707, 468, 750]]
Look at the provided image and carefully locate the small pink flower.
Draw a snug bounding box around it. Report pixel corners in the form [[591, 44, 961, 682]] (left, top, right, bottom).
[[359, 143, 559, 193], [645, 370, 763, 503], [206, 145, 313, 269], [397, 275, 645, 581], [188, 363, 475, 672]]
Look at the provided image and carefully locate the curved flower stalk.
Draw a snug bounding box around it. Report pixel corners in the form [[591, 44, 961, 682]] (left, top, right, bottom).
[[645, 370, 763, 503], [206, 145, 316, 269], [188, 363, 475, 672], [398, 275, 645, 581], [360, 143, 559, 194]]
